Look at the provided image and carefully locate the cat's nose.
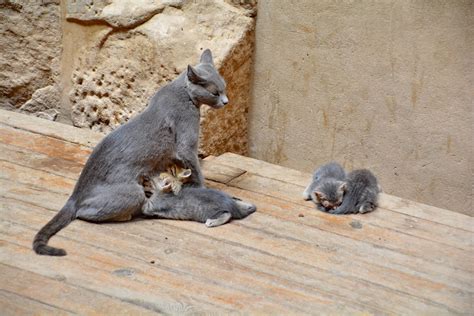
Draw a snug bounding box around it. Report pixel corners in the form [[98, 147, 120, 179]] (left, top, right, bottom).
[[221, 95, 228, 105]]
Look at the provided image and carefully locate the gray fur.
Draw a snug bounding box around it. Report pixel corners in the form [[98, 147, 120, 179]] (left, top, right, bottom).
[[142, 186, 256, 227], [330, 169, 380, 215], [33, 49, 230, 256], [303, 162, 346, 212]]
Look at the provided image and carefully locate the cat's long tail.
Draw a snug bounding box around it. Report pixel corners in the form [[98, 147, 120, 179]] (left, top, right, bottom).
[[33, 199, 76, 256]]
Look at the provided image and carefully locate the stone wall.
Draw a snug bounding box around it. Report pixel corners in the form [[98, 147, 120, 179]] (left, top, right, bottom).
[[248, 1, 473, 215], [1, 0, 256, 156], [0, 0, 62, 120]]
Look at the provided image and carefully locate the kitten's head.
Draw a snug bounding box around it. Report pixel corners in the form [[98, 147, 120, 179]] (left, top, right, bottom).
[[312, 180, 347, 212], [157, 173, 174, 193], [185, 49, 228, 109]]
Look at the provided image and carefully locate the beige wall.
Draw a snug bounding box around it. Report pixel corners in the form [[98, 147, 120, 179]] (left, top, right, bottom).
[[248, 1, 473, 215]]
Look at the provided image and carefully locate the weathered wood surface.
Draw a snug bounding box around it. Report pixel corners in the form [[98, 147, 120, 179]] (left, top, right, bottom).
[[0, 110, 473, 315]]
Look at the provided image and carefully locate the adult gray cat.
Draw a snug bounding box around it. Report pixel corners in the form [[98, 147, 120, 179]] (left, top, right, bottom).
[[142, 174, 256, 227], [33, 49, 235, 256], [303, 162, 346, 212], [329, 169, 380, 215]]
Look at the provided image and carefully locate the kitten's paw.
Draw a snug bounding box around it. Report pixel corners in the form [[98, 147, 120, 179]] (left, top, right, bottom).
[[205, 213, 232, 227], [359, 203, 376, 214]]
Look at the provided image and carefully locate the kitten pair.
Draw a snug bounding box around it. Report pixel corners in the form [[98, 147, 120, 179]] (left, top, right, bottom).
[[303, 162, 380, 215], [141, 165, 256, 227]]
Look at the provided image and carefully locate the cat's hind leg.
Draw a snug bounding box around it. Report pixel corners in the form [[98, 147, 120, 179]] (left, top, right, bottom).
[[205, 212, 232, 227], [76, 183, 146, 222], [233, 199, 257, 218]]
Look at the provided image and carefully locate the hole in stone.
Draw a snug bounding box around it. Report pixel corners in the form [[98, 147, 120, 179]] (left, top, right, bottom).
[[92, 106, 98, 112], [126, 84, 132, 89], [98, 81, 103, 86], [130, 78, 135, 82], [104, 92, 110, 98], [80, 107, 85, 112], [77, 78, 83, 85], [82, 92, 87, 97]]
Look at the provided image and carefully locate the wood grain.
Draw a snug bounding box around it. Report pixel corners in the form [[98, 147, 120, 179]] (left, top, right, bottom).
[[1, 110, 473, 315]]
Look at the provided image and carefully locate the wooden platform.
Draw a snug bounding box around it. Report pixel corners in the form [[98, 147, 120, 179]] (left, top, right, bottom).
[[1, 109, 473, 315]]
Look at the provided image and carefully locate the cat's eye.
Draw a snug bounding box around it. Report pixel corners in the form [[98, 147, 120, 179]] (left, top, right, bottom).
[[210, 91, 219, 97]]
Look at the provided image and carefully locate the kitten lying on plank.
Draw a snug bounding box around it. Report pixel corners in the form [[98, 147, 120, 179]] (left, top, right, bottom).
[[304, 163, 380, 214], [142, 166, 256, 227]]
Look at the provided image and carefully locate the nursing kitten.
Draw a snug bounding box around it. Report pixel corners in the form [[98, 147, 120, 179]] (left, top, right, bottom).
[[142, 175, 256, 227], [143, 164, 192, 196], [329, 169, 380, 215], [303, 162, 347, 212]]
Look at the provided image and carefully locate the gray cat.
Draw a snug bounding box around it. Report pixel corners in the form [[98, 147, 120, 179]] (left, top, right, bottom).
[[33, 49, 239, 256], [329, 169, 380, 215], [303, 162, 347, 212], [142, 174, 256, 227]]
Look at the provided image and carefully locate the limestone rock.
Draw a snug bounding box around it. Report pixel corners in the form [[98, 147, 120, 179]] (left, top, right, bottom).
[[20, 85, 61, 115], [0, 1, 61, 110], [68, 0, 256, 155], [66, 0, 184, 28]]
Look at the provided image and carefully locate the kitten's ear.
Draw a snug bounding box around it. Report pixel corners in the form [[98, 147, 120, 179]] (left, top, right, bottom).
[[187, 65, 204, 84], [178, 169, 192, 181], [338, 183, 347, 193], [313, 191, 324, 201], [200, 49, 214, 65]]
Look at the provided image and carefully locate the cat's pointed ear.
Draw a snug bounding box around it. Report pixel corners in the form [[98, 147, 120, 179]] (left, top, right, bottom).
[[200, 49, 214, 65], [187, 65, 204, 84]]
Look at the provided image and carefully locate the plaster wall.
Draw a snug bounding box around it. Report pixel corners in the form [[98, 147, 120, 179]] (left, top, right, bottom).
[[248, 1, 473, 215]]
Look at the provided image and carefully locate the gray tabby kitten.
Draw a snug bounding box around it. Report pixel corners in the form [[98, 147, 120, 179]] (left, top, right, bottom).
[[329, 169, 380, 215], [303, 162, 347, 212], [142, 175, 256, 227], [33, 49, 238, 256]]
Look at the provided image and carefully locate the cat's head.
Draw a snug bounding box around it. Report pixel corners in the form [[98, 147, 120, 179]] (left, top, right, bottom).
[[185, 49, 228, 109], [312, 180, 347, 211]]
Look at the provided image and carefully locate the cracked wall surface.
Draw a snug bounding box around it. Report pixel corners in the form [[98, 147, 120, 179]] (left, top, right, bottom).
[[248, 1, 473, 215], [1, 0, 256, 156]]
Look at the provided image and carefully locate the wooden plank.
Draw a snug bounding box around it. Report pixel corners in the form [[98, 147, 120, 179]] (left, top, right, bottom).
[[227, 172, 474, 252], [0, 125, 92, 166], [3, 158, 471, 277], [0, 289, 71, 316], [0, 109, 103, 148], [0, 264, 159, 315], [0, 160, 75, 196], [1, 159, 472, 288], [0, 143, 84, 180], [0, 197, 461, 315], [1, 223, 347, 314], [2, 169, 471, 314], [201, 159, 246, 184], [214, 153, 474, 232]]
